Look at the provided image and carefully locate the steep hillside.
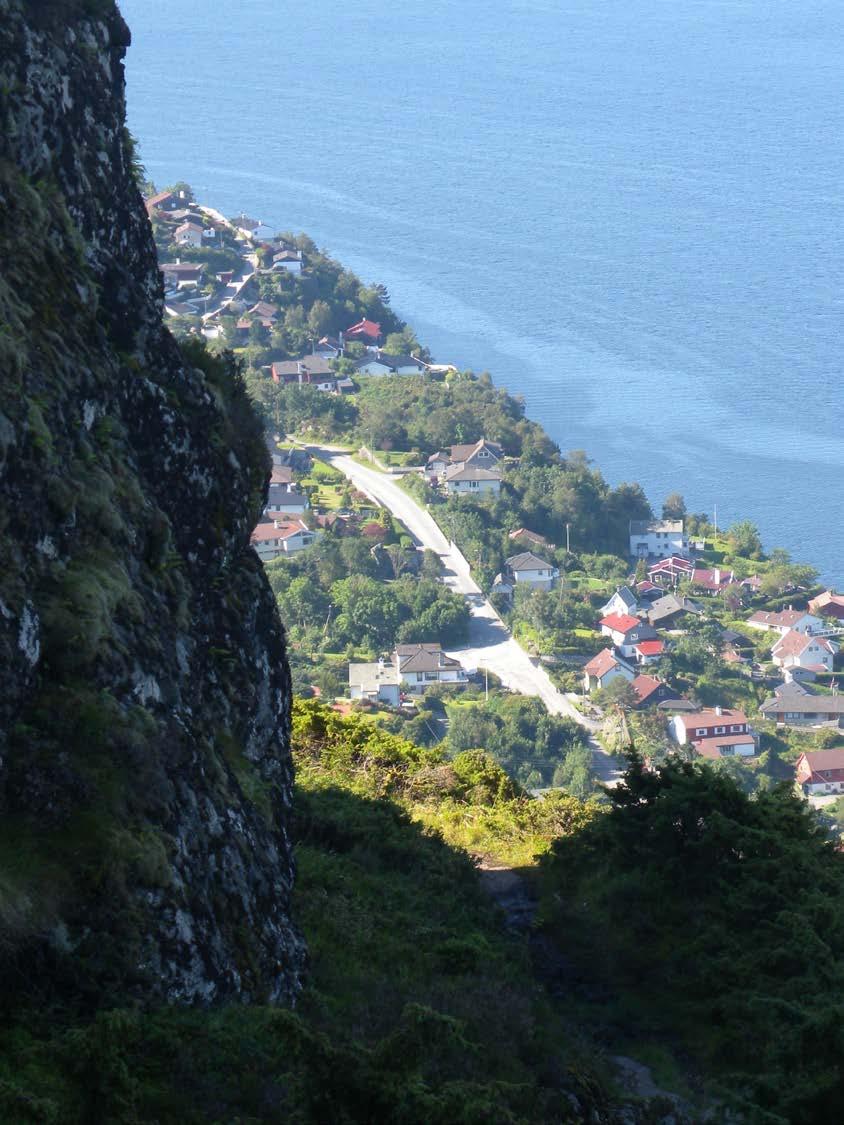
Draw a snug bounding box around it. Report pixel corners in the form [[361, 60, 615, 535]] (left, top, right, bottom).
[[0, 0, 303, 1005]]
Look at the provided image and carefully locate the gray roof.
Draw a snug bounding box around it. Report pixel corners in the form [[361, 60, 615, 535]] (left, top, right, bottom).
[[506, 551, 553, 572], [630, 519, 684, 535], [443, 463, 502, 482], [267, 485, 308, 505], [395, 643, 461, 674], [760, 682, 844, 715], [647, 594, 700, 624], [349, 662, 400, 690]]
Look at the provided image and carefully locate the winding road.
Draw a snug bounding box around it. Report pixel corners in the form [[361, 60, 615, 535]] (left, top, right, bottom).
[[300, 442, 624, 785]]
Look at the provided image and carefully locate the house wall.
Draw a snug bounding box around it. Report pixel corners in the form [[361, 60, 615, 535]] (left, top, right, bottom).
[[446, 478, 501, 494], [630, 531, 689, 559]]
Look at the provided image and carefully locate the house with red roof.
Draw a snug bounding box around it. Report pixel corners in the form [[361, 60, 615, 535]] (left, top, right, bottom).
[[630, 675, 680, 710], [771, 630, 837, 674], [669, 707, 756, 759], [250, 518, 317, 561], [690, 567, 735, 594], [174, 221, 204, 248], [633, 638, 665, 666], [647, 555, 695, 585], [598, 614, 659, 658], [809, 591, 844, 621], [795, 748, 844, 795], [345, 318, 381, 343], [145, 190, 177, 214], [582, 649, 635, 693]]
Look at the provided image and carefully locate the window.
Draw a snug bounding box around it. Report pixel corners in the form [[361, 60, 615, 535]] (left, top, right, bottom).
[[730, 725, 742, 733], [714, 726, 726, 734], [694, 728, 706, 736]]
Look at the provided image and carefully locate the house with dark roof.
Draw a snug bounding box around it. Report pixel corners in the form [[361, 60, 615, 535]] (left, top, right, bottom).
[[160, 261, 204, 288], [265, 484, 309, 516], [600, 586, 639, 618], [795, 748, 844, 795], [504, 551, 559, 591], [760, 682, 844, 728], [269, 249, 303, 274], [582, 649, 635, 693], [271, 357, 335, 389], [392, 643, 468, 693], [646, 593, 702, 628]]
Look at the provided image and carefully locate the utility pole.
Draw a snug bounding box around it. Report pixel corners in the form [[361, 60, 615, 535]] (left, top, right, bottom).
[[484, 666, 489, 703], [566, 523, 571, 554], [713, 503, 718, 542]]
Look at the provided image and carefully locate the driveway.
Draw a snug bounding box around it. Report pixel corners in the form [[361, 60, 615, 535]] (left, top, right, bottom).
[[302, 442, 625, 785]]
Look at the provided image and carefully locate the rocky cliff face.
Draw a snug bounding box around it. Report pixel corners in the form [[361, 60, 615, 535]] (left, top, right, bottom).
[[0, 0, 303, 1005]]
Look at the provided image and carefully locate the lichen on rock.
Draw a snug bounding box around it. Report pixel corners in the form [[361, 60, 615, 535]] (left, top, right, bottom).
[[0, 0, 304, 1007]]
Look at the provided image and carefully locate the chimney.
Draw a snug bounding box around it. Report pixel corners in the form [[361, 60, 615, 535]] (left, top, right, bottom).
[[273, 520, 279, 529], [715, 706, 722, 716]]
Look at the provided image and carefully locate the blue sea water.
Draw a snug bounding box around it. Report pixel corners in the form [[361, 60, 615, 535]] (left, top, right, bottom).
[[120, 0, 844, 584]]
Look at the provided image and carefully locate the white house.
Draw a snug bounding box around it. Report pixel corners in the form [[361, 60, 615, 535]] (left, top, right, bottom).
[[582, 649, 635, 693], [265, 484, 309, 517], [393, 643, 469, 693], [598, 613, 659, 658], [670, 707, 756, 759], [250, 519, 317, 561], [771, 629, 837, 673], [504, 551, 559, 591], [747, 609, 824, 635], [174, 221, 204, 248], [629, 520, 690, 560], [600, 586, 639, 618], [355, 352, 427, 376], [348, 661, 401, 707], [442, 464, 502, 495], [795, 749, 844, 796], [426, 439, 503, 479]]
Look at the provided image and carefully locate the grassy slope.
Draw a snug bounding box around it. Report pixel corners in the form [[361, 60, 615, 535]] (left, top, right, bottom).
[[0, 700, 624, 1125]]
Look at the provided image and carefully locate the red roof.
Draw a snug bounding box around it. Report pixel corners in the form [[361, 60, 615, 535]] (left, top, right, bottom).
[[648, 555, 694, 573], [599, 613, 641, 634], [584, 649, 624, 678], [695, 733, 756, 760], [345, 318, 381, 340], [634, 640, 664, 657], [796, 748, 844, 784], [675, 708, 748, 735], [250, 519, 309, 544], [630, 674, 663, 703]]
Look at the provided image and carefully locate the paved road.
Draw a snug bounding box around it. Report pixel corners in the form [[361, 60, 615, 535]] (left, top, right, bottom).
[[302, 443, 624, 785]]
